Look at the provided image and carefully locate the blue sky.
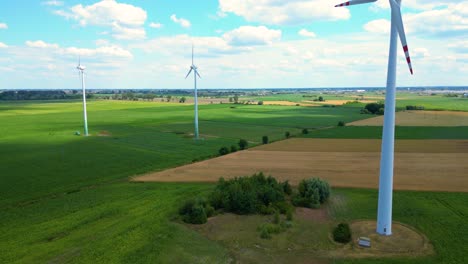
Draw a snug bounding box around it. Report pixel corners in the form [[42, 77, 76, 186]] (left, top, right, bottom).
[[0, 0, 466, 89]]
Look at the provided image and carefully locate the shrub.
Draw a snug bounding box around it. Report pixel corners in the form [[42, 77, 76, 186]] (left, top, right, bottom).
[[360, 108, 371, 114], [262, 135, 269, 144], [238, 139, 248, 150], [338, 121, 345, 127], [219, 146, 229, 156], [302, 128, 309, 134], [230, 145, 238, 153], [281, 180, 292, 195], [273, 210, 280, 224], [292, 178, 330, 208], [377, 108, 385, 115], [285, 131, 290, 138], [258, 101, 264, 105], [286, 208, 293, 221], [260, 226, 271, 239], [333, 223, 352, 243], [179, 198, 209, 224], [406, 105, 425, 110]]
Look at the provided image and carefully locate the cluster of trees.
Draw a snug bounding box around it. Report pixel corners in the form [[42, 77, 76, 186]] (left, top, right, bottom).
[[361, 102, 385, 115], [405, 105, 425, 110], [312, 96, 325, 102], [179, 173, 331, 226], [292, 178, 331, 209], [0, 90, 85, 101]]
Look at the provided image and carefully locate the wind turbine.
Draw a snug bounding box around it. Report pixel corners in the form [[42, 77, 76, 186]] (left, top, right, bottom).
[[185, 45, 201, 139], [76, 57, 89, 136], [335, 0, 413, 236]]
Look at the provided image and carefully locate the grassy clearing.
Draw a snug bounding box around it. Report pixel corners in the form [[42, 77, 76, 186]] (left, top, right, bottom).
[[330, 189, 468, 264]]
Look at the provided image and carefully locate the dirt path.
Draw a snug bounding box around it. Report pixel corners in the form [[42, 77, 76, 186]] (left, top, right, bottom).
[[134, 139, 468, 192]]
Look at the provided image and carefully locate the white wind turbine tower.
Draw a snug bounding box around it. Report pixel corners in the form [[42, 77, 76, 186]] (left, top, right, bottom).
[[76, 57, 89, 136], [185, 45, 202, 139], [335, 0, 413, 236]]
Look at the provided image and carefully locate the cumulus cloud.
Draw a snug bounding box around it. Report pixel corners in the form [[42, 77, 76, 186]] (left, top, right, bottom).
[[218, 0, 350, 25], [0, 23, 7, 29], [170, 14, 191, 28], [54, 0, 147, 40], [26, 40, 59, 49], [0, 42, 8, 48], [42, 0, 63, 6], [363, 19, 390, 34], [298, 29, 316, 38], [223, 26, 281, 46], [149, 22, 163, 29], [25, 40, 133, 59]]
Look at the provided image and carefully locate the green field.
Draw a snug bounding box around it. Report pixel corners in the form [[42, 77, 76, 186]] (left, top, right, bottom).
[[1, 98, 467, 263]]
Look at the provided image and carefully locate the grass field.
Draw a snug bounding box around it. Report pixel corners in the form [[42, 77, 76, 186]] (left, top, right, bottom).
[[1, 98, 467, 263]]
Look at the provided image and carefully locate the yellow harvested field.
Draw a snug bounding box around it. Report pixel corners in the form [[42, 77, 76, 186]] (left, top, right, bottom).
[[348, 110, 468, 126], [134, 138, 468, 192]]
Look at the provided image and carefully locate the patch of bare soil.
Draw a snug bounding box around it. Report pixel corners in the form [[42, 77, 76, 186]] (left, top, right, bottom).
[[295, 207, 328, 223], [97, 131, 112, 137]]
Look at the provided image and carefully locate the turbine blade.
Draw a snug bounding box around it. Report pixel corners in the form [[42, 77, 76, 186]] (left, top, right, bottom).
[[390, 0, 414, 75], [185, 68, 193, 79], [196, 70, 201, 79], [335, 0, 377, 7]]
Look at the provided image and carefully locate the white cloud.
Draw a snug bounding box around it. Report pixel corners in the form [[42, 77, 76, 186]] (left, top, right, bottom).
[[25, 40, 132, 59], [223, 26, 281, 46], [26, 40, 59, 49], [298, 29, 316, 38], [170, 14, 191, 28], [149, 22, 163, 29], [42, 1, 63, 6], [0, 23, 7, 29], [404, 3, 468, 37], [0, 42, 8, 48], [363, 19, 390, 34], [55, 0, 147, 40], [218, 0, 350, 25]]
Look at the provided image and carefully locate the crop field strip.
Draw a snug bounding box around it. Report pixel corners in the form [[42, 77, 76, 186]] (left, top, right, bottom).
[[348, 110, 468, 126], [135, 138, 468, 192]]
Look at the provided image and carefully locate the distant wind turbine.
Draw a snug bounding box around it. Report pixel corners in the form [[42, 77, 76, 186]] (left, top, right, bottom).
[[335, 0, 413, 236], [185, 45, 201, 139], [76, 57, 89, 136]]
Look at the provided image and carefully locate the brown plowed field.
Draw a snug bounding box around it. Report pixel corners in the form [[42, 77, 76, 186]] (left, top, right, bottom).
[[348, 110, 468, 126], [133, 138, 468, 192]]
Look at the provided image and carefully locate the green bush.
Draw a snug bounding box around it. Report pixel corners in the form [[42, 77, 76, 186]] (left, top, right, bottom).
[[262, 135, 269, 144], [360, 108, 371, 114], [210, 173, 288, 215], [286, 208, 293, 221], [260, 227, 271, 239], [258, 101, 264, 105], [281, 180, 292, 195], [179, 198, 209, 224], [219, 146, 229, 156], [238, 139, 248, 150], [292, 178, 330, 208], [285, 131, 290, 138], [338, 121, 345, 127], [230, 145, 238, 153], [302, 128, 309, 134], [333, 223, 352, 243], [273, 210, 280, 224]]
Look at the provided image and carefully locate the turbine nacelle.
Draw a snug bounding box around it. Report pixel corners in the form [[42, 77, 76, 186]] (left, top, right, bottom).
[[77, 65, 86, 71], [335, 0, 413, 75]]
